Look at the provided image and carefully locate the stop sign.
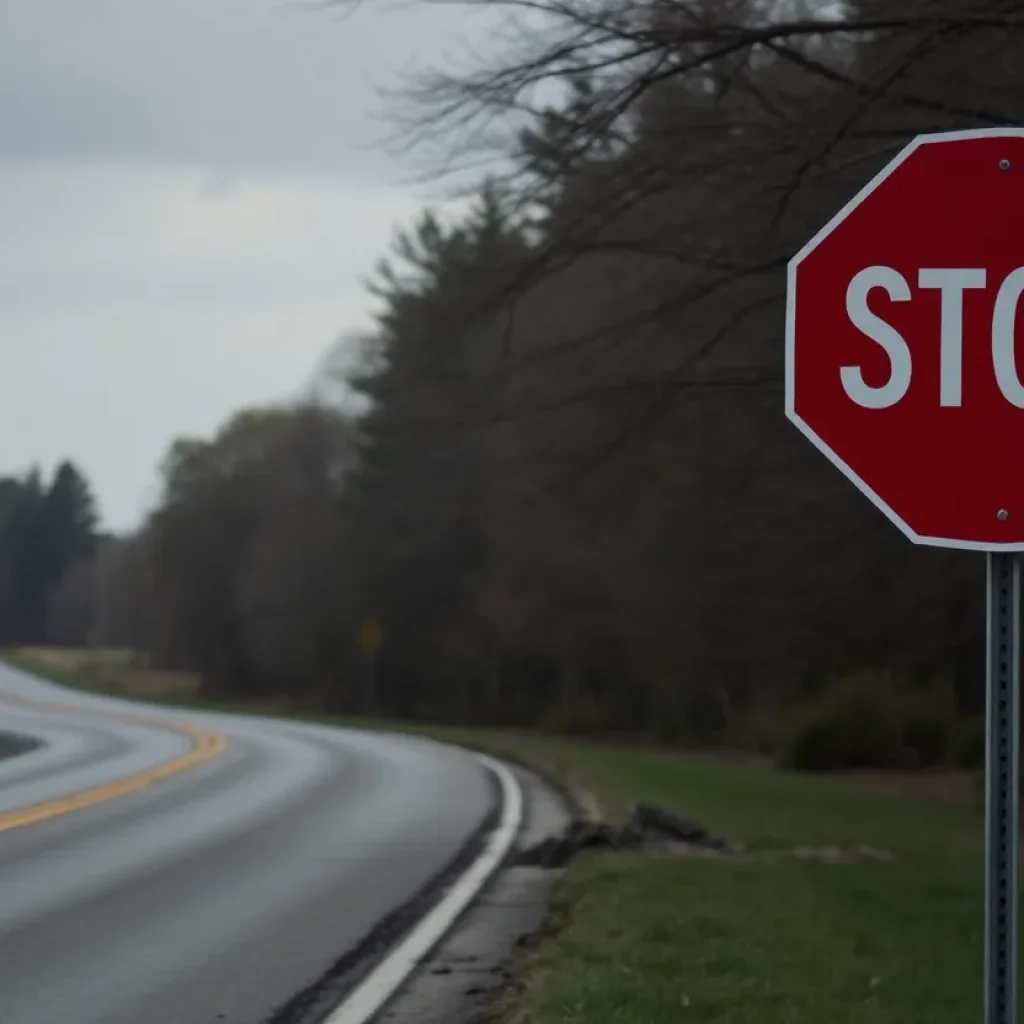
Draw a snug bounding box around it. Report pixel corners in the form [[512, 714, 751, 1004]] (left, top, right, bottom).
[[787, 128, 1024, 550]]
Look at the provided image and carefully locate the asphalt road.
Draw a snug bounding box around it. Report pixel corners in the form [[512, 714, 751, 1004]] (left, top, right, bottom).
[[0, 660, 495, 1024]]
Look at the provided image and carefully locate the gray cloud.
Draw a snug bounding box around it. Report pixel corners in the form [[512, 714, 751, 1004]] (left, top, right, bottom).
[[0, 0, 482, 178], [0, 161, 430, 307]]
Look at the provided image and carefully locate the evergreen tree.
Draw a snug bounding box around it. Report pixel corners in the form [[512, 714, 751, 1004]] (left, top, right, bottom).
[[0, 461, 98, 644]]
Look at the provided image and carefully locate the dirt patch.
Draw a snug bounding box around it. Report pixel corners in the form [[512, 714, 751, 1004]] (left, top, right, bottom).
[[13, 646, 93, 669], [13, 648, 199, 700], [837, 769, 977, 807], [99, 668, 199, 697], [516, 804, 897, 868]]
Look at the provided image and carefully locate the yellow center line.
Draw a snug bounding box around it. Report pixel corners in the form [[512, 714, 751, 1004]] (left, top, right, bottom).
[[0, 690, 227, 833]]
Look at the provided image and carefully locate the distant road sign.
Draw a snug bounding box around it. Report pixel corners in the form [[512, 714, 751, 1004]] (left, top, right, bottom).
[[358, 619, 382, 656]]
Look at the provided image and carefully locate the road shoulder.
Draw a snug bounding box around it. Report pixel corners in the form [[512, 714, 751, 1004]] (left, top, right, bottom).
[[373, 763, 572, 1024]]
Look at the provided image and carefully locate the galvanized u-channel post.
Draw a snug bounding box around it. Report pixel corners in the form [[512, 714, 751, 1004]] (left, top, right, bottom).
[[986, 551, 1021, 1024]]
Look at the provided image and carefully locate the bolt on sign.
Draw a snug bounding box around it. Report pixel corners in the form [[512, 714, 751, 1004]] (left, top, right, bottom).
[[786, 128, 1024, 1024]]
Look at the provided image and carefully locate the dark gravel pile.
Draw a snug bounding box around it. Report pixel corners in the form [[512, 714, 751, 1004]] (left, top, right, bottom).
[[515, 803, 729, 868]]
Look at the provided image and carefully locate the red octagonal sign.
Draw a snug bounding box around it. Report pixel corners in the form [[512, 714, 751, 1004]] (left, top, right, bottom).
[[787, 128, 1024, 551]]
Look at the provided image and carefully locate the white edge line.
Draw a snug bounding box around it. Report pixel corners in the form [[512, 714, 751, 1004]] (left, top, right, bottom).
[[785, 126, 1024, 554], [324, 753, 525, 1024]]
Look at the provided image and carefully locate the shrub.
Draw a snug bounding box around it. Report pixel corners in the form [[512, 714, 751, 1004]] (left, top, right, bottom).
[[539, 697, 614, 736], [777, 671, 907, 771]]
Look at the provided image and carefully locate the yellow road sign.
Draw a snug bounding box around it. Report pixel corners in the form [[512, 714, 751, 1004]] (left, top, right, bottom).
[[358, 619, 382, 655]]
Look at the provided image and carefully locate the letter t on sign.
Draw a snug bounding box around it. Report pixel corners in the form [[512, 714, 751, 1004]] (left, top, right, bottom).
[[918, 268, 986, 407]]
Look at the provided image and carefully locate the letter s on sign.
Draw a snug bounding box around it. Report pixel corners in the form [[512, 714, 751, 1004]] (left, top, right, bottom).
[[841, 266, 912, 409]]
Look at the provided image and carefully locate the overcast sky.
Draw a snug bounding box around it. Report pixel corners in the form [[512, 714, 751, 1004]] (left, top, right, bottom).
[[0, 0, 486, 530]]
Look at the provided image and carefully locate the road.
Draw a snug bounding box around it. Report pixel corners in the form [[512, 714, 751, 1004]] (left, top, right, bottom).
[[0, 659, 497, 1024]]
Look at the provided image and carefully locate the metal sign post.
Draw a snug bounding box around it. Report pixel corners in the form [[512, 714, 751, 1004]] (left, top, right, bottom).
[[986, 552, 1021, 1024]]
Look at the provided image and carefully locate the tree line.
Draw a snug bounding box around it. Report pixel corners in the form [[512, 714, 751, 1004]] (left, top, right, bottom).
[[0, 461, 99, 647], [28, 1, 1024, 768]]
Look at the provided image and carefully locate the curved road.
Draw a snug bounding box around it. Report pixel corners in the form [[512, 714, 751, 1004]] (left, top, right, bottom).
[[0, 660, 496, 1024]]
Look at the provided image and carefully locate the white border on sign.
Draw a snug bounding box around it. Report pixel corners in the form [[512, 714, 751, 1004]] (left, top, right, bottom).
[[785, 127, 1024, 553]]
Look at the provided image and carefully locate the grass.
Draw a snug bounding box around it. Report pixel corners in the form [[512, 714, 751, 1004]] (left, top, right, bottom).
[[9, 646, 200, 700], [5, 646, 988, 1023], [511, 851, 979, 1024]]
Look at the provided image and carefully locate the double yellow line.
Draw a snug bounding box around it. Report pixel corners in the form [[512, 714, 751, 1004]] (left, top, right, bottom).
[[0, 691, 227, 833]]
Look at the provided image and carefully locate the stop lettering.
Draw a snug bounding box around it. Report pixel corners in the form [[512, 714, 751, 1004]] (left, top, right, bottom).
[[786, 128, 1024, 550], [841, 265, 1024, 409]]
